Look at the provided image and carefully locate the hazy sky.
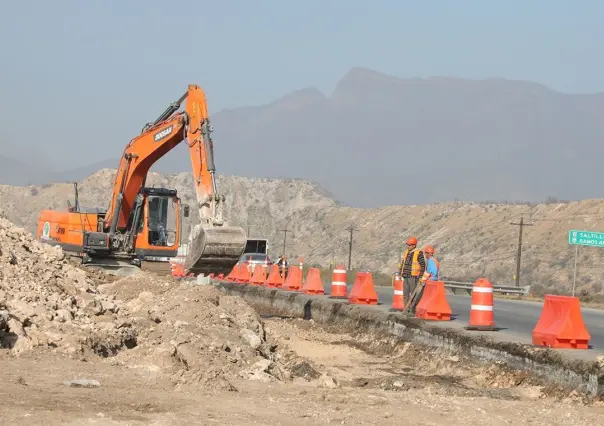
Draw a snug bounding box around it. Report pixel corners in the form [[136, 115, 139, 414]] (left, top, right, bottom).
[[1, 0, 602, 170]]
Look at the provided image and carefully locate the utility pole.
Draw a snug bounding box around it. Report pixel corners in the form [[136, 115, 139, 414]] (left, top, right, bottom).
[[510, 215, 533, 287], [278, 228, 290, 257], [346, 225, 358, 271]]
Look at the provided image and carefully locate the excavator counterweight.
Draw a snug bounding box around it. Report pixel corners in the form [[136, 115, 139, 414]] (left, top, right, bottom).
[[36, 85, 247, 276]]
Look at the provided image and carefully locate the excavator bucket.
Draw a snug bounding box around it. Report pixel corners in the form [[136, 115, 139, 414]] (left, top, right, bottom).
[[184, 224, 247, 276]]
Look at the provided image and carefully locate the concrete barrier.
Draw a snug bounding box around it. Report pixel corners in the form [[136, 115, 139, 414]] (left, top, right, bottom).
[[212, 280, 604, 398]]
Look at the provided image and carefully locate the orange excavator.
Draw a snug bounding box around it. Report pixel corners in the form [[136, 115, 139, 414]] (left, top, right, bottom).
[[36, 84, 247, 276]]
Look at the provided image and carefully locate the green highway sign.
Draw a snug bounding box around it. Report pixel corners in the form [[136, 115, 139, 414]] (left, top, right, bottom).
[[568, 230, 604, 247]]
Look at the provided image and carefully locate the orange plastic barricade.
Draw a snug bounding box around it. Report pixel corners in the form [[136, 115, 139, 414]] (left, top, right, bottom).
[[348, 272, 367, 303], [302, 268, 325, 295], [532, 295, 591, 349], [389, 272, 404, 312], [348, 272, 378, 305], [328, 264, 347, 299], [235, 262, 251, 284], [264, 264, 284, 288], [465, 278, 497, 331], [225, 264, 239, 282], [250, 264, 267, 286], [169, 261, 182, 277], [282, 265, 302, 291], [415, 280, 452, 321]]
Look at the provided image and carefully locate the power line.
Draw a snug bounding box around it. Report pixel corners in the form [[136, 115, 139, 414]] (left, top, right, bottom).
[[510, 215, 534, 287]]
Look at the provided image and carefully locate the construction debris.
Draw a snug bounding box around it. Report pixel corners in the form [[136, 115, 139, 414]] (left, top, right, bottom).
[[0, 212, 312, 391], [103, 272, 317, 391], [0, 213, 130, 355]]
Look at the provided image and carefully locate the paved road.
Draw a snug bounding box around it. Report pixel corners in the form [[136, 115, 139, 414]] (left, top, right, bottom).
[[321, 281, 604, 362]]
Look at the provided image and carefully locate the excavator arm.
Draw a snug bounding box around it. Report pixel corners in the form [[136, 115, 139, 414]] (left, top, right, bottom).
[[102, 84, 246, 274]]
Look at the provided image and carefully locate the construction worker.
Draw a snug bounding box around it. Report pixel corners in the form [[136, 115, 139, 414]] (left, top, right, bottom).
[[421, 245, 440, 282], [276, 255, 289, 278], [406, 245, 440, 313], [399, 236, 426, 310]]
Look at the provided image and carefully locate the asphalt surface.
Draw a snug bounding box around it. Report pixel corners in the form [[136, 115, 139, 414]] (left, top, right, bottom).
[[321, 281, 604, 362]]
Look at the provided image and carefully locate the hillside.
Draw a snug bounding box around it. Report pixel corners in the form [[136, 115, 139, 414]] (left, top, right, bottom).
[[5, 68, 604, 208], [2, 169, 604, 298]]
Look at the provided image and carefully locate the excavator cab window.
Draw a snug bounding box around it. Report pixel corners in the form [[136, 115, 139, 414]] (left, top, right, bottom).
[[146, 195, 177, 247]]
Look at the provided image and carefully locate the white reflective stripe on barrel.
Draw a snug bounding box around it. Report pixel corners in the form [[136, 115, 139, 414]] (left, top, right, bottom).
[[332, 281, 347, 286], [472, 287, 493, 293], [394, 290, 404, 295], [471, 304, 493, 311], [333, 269, 347, 274]]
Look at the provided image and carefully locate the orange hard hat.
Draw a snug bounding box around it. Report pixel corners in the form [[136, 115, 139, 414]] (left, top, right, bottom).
[[424, 245, 434, 254], [406, 236, 417, 245]]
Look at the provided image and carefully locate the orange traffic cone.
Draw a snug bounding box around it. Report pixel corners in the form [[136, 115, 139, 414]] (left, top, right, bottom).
[[465, 278, 497, 331], [328, 265, 347, 299], [302, 268, 325, 295], [389, 272, 404, 312], [264, 264, 284, 288]]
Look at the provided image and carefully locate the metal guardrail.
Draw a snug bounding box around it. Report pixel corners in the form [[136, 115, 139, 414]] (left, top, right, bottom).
[[443, 280, 531, 296]]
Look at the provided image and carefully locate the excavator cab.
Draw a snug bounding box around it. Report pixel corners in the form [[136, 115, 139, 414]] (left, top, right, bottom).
[[130, 187, 183, 258]]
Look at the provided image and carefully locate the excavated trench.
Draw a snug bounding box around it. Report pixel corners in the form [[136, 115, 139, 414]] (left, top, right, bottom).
[[213, 280, 604, 400]]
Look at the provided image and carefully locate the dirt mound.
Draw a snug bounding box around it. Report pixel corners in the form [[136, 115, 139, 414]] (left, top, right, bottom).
[[99, 273, 317, 392], [0, 213, 131, 355], [0, 212, 315, 392]]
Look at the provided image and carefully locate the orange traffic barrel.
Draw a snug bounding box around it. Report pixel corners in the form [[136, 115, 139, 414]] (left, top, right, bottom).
[[389, 272, 404, 312], [328, 264, 347, 299], [465, 278, 498, 331]]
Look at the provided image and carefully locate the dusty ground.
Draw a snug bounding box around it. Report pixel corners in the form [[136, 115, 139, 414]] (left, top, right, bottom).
[[2, 314, 604, 425], [2, 214, 604, 425]]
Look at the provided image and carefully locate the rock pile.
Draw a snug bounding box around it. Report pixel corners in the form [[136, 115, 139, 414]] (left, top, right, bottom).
[[103, 273, 321, 392], [0, 213, 132, 355], [0, 212, 318, 391]]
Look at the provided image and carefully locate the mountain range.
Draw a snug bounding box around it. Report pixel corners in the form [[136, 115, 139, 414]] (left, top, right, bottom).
[[3, 67, 604, 207]]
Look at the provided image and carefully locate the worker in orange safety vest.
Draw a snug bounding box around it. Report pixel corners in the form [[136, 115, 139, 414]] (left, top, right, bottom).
[[398, 236, 426, 308], [406, 245, 439, 314]]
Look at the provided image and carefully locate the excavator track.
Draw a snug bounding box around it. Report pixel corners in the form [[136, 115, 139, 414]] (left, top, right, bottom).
[[184, 224, 247, 276], [80, 258, 143, 277]]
